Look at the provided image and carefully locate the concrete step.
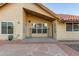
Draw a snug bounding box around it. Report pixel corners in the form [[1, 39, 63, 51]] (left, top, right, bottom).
[[24, 38, 57, 43]]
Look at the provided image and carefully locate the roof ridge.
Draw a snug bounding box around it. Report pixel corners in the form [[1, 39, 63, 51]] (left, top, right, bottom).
[[57, 14, 79, 17]]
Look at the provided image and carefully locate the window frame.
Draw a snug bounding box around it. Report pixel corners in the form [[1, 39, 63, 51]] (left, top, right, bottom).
[[36, 23, 42, 34], [42, 23, 48, 34], [32, 23, 37, 33], [1, 22, 14, 34], [66, 23, 73, 31], [66, 22, 79, 32], [8, 22, 14, 34], [73, 23, 79, 31], [32, 23, 48, 34], [1, 22, 8, 34]]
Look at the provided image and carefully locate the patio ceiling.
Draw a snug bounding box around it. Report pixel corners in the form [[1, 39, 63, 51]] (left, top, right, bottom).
[[23, 8, 56, 22]]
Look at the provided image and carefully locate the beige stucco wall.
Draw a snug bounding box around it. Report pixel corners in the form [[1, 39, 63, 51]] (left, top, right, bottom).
[[23, 13, 53, 38], [56, 21, 79, 40], [0, 4, 23, 40], [0, 3, 55, 40]]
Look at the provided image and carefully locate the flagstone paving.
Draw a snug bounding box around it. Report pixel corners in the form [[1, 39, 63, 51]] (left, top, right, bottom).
[[0, 44, 67, 56]]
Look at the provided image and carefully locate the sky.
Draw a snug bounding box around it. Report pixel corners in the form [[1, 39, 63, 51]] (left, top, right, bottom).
[[43, 3, 79, 15]]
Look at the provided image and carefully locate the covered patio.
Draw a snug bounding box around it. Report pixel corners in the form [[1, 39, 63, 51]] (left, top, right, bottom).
[[23, 8, 56, 39]]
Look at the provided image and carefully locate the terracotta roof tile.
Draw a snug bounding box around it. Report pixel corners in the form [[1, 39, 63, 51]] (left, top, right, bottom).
[[57, 14, 79, 21]]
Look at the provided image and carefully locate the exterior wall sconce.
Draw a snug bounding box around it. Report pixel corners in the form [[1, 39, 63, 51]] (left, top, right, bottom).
[[28, 20, 31, 23]]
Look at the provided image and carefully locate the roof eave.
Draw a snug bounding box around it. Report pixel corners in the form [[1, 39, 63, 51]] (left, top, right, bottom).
[[23, 8, 56, 22], [34, 3, 60, 20]]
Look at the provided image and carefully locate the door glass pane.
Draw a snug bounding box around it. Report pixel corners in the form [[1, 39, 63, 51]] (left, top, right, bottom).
[[32, 23, 36, 29], [1, 22, 7, 34], [43, 23, 47, 29], [8, 22, 13, 34], [32, 29, 36, 33], [66, 23, 72, 31], [36, 24, 42, 29], [37, 29, 41, 33], [37, 24, 42, 33], [43, 23, 47, 33], [43, 29, 47, 33], [73, 23, 79, 31], [32, 23, 36, 33]]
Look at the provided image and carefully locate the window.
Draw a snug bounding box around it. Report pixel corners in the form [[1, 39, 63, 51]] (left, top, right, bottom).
[[1, 22, 13, 34], [37, 24, 42, 33], [32, 23, 36, 29], [66, 23, 79, 31], [43, 23, 47, 29], [32, 23, 36, 33], [43, 29, 47, 33], [1, 22, 7, 34], [32, 23, 48, 34], [32, 29, 36, 33], [73, 23, 79, 31], [66, 23, 72, 31], [8, 22, 13, 34], [43, 23, 47, 33]]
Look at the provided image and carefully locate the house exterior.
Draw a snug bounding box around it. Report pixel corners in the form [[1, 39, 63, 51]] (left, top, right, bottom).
[[0, 3, 59, 40], [0, 3, 79, 41], [56, 14, 79, 40]]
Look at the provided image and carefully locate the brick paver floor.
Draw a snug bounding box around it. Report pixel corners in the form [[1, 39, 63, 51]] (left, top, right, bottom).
[[58, 41, 79, 56], [0, 39, 79, 56], [0, 44, 67, 56]]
